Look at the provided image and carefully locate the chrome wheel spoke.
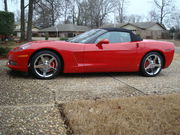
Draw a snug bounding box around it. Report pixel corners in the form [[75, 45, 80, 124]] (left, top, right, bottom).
[[153, 55, 158, 62], [34, 64, 44, 69], [49, 66, 56, 71], [147, 58, 152, 63], [145, 64, 151, 70], [155, 63, 161, 67], [43, 71, 47, 77], [40, 55, 45, 63], [151, 68, 154, 75], [49, 57, 55, 64]]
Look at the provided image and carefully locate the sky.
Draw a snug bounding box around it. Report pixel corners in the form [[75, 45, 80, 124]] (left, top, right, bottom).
[[0, 0, 179, 20]]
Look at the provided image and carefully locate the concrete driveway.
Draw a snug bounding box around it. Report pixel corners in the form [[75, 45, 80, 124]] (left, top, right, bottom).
[[0, 52, 180, 134], [175, 47, 180, 53]]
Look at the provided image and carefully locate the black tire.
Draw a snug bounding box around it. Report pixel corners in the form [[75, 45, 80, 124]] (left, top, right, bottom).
[[29, 50, 61, 79], [140, 52, 163, 77]]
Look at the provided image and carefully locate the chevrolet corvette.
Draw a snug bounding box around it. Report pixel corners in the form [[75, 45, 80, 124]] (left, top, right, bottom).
[[7, 28, 175, 79]]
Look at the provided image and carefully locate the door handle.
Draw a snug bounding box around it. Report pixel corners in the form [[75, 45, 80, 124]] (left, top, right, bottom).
[[136, 43, 139, 48], [96, 44, 103, 49]]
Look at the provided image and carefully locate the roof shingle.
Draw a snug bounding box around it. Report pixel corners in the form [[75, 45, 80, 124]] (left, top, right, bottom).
[[40, 24, 89, 32]]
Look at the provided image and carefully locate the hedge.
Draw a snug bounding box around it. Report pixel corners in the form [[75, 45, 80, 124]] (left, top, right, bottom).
[[0, 11, 15, 36], [0, 46, 10, 57]]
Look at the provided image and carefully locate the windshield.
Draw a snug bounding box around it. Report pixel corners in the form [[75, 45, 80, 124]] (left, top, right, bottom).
[[68, 29, 106, 43]]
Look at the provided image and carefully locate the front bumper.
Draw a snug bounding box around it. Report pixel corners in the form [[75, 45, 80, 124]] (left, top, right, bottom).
[[7, 50, 32, 72], [163, 49, 175, 69]]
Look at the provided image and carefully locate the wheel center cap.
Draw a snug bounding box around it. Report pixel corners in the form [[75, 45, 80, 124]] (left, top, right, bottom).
[[150, 64, 155, 68], [43, 63, 50, 70]]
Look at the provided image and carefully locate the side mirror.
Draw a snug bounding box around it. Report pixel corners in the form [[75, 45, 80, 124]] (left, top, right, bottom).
[[96, 39, 109, 47]]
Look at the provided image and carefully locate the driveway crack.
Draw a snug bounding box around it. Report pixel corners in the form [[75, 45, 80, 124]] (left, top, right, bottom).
[[107, 73, 148, 96], [36, 81, 73, 135]]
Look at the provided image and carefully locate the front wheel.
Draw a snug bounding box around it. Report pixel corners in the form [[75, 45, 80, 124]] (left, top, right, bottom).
[[140, 52, 163, 77], [30, 50, 61, 79]]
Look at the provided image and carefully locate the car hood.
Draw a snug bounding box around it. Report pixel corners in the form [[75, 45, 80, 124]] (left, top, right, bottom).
[[22, 40, 77, 51], [27, 40, 71, 47]]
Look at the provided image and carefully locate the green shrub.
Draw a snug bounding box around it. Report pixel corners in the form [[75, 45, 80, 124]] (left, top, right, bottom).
[[59, 37, 68, 41], [45, 33, 49, 40], [0, 11, 15, 37], [0, 46, 10, 57]]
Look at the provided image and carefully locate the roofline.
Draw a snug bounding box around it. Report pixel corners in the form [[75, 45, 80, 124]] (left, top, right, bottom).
[[122, 22, 166, 30], [156, 22, 167, 30], [39, 30, 87, 32], [122, 23, 146, 30]]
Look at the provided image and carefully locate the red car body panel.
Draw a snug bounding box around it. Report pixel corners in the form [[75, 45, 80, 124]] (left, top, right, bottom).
[[83, 41, 140, 72], [7, 39, 175, 73]]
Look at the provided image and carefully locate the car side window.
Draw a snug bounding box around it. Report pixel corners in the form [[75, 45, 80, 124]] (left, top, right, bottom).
[[95, 31, 131, 43]]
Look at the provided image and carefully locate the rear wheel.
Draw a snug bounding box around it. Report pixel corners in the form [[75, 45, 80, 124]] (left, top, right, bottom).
[[30, 50, 61, 79], [140, 52, 163, 77]]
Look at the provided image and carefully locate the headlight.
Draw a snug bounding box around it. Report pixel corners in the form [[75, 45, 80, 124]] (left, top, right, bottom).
[[20, 44, 31, 50], [13, 44, 31, 52]]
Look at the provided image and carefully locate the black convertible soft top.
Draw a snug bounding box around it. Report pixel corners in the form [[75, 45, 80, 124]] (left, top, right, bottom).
[[100, 27, 143, 41], [101, 27, 132, 32]]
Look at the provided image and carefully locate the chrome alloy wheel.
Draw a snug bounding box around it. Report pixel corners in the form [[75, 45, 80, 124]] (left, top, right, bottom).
[[34, 53, 58, 78], [144, 54, 162, 76]]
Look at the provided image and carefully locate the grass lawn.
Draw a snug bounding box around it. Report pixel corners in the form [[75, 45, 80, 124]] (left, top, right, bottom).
[[63, 94, 180, 135]]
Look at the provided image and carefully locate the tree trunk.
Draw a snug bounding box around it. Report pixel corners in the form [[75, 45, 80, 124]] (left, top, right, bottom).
[[77, 7, 80, 25], [72, 6, 75, 24], [4, 0, 8, 11], [51, 3, 55, 26], [160, 4, 164, 24], [20, 0, 25, 41], [27, 0, 33, 41]]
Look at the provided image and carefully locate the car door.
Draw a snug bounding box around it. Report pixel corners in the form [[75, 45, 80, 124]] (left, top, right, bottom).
[[83, 31, 139, 72]]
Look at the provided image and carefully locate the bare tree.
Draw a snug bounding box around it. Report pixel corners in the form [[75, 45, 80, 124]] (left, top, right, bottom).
[[76, 0, 115, 28], [33, 1, 52, 28], [71, 1, 76, 24], [76, 0, 89, 26], [14, 10, 20, 23], [33, 0, 63, 28], [20, 0, 25, 41], [62, 0, 73, 24], [4, 0, 8, 11], [147, 10, 159, 22], [126, 14, 143, 23], [169, 10, 180, 30], [173, 12, 180, 30], [153, 0, 174, 24], [116, 0, 128, 23]]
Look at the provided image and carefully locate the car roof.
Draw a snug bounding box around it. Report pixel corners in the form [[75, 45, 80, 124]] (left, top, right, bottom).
[[100, 27, 132, 33]]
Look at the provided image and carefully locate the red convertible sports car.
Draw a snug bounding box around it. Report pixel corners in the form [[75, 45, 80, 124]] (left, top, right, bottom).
[[7, 28, 174, 79]]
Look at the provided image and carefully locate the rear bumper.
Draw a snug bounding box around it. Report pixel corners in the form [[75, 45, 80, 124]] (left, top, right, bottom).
[[7, 50, 32, 72]]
